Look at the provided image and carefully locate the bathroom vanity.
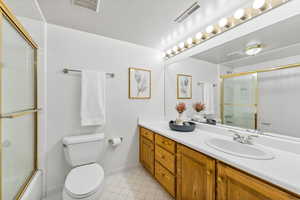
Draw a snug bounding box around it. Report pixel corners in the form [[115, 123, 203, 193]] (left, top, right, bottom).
[[139, 122, 300, 200]]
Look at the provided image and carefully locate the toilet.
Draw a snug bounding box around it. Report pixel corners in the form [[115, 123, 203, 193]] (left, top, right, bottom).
[[62, 134, 105, 200]]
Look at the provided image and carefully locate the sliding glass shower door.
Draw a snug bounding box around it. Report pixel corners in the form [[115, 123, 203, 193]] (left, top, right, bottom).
[[222, 73, 258, 129], [0, 3, 38, 200]]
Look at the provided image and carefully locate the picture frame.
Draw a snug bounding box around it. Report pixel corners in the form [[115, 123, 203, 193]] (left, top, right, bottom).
[[129, 67, 151, 99], [177, 74, 192, 99]]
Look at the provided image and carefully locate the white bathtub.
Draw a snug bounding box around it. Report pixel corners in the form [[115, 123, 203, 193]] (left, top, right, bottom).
[[20, 170, 43, 200]]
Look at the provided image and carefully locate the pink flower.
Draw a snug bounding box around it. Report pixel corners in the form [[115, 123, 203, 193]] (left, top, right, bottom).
[[193, 102, 205, 112], [175, 102, 186, 113]]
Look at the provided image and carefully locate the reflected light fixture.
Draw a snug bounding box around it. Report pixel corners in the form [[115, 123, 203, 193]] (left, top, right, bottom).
[[245, 43, 263, 56], [206, 25, 217, 34], [219, 18, 231, 28], [172, 45, 179, 53], [253, 0, 270, 11], [234, 8, 248, 20], [179, 42, 185, 50], [195, 32, 204, 41], [187, 37, 194, 45], [166, 49, 172, 56]]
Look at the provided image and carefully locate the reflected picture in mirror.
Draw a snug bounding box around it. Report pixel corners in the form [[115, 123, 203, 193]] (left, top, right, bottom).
[[177, 74, 192, 99]]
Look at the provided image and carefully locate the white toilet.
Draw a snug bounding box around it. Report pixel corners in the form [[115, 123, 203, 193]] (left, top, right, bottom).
[[62, 133, 105, 200]]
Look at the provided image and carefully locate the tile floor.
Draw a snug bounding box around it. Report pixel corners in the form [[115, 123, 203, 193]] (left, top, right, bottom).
[[46, 166, 173, 200], [100, 166, 173, 200]]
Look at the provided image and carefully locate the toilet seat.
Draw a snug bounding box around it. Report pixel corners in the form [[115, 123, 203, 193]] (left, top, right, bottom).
[[64, 163, 104, 199]]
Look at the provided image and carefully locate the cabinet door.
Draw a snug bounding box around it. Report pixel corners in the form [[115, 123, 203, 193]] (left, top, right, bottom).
[[217, 162, 298, 200], [177, 145, 215, 200], [140, 136, 154, 175]]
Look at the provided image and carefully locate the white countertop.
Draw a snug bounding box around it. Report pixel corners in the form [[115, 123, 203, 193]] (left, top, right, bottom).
[[139, 120, 300, 196]]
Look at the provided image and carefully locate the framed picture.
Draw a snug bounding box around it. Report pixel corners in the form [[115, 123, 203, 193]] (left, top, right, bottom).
[[177, 74, 192, 99], [129, 67, 151, 99]]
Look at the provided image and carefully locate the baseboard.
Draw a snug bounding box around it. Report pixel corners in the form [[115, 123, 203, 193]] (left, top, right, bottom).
[[106, 163, 141, 176]]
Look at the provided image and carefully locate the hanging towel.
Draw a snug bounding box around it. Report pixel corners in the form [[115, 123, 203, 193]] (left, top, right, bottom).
[[81, 70, 106, 126], [204, 83, 215, 115]]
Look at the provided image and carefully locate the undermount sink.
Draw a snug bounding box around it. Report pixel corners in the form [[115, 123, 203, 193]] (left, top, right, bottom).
[[205, 138, 274, 160]]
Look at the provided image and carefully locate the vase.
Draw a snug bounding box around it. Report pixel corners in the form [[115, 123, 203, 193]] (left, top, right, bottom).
[[193, 111, 206, 123], [175, 112, 184, 125]]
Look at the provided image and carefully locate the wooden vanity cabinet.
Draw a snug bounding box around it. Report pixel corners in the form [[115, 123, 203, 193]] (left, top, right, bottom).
[[217, 162, 298, 200], [139, 127, 154, 175], [139, 126, 300, 200], [177, 144, 216, 200]]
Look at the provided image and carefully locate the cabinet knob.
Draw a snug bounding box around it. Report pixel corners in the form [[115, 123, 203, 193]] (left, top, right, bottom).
[[206, 170, 212, 175]]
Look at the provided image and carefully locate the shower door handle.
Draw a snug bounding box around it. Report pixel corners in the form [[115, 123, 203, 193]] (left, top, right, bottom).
[[261, 122, 272, 126], [0, 108, 42, 119]]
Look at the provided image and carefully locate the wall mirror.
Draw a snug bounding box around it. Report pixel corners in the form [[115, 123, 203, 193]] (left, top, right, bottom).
[[164, 13, 300, 139]]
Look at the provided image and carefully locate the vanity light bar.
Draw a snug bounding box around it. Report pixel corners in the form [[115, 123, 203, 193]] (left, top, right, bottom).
[[163, 0, 290, 59]]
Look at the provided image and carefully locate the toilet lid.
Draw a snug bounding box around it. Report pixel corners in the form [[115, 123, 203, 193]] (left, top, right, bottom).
[[65, 163, 104, 198]]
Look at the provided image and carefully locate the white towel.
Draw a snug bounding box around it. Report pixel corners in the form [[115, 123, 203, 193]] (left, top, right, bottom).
[[204, 83, 215, 115], [81, 70, 106, 126]]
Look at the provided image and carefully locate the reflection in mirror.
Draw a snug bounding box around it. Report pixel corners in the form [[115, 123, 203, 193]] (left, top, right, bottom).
[[165, 58, 219, 124], [165, 13, 300, 139]]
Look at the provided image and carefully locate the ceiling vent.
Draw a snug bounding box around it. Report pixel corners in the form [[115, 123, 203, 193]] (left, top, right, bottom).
[[72, 0, 101, 12], [174, 1, 201, 23]]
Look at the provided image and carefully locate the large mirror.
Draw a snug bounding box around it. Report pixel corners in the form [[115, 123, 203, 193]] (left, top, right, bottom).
[[165, 13, 300, 139]]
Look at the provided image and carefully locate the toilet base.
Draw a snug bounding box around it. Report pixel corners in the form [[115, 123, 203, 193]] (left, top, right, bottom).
[[62, 184, 103, 200]]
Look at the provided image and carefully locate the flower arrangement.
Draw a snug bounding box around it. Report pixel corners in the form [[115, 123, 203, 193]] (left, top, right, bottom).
[[175, 102, 186, 113], [193, 102, 205, 112]]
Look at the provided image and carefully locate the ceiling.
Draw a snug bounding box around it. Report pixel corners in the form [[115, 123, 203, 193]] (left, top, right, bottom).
[[4, 0, 43, 21], [36, 0, 250, 50], [192, 14, 300, 68]]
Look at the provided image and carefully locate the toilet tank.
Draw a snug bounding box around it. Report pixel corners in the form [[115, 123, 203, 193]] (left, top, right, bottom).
[[62, 133, 105, 167]]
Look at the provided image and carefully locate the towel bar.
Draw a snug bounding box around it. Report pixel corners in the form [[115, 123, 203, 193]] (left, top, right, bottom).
[[63, 68, 115, 78]]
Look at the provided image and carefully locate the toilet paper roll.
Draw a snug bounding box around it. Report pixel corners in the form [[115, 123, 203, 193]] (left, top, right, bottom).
[[109, 137, 123, 146]]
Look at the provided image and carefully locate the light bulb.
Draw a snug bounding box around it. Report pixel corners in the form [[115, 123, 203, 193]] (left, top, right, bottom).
[[179, 42, 185, 50], [253, 0, 269, 11], [166, 49, 172, 55], [172, 46, 179, 53], [234, 8, 247, 20], [206, 25, 215, 34], [245, 44, 263, 56], [219, 18, 230, 28], [187, 37, 193, 45], [195, 32, 204, 40], [161, 52, 166, 58]]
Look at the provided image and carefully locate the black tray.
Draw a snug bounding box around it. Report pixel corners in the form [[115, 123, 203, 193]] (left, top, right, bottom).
[[169, 121, 196, 132]]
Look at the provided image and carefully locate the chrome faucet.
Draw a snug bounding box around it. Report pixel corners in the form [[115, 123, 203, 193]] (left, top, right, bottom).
[[229, 130, 259, 145]]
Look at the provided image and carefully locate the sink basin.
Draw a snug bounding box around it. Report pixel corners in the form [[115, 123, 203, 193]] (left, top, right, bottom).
[[205, 138, 274, 160]]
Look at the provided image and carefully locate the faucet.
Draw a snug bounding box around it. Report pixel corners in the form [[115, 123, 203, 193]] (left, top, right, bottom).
[[229, 130, 259, 145]]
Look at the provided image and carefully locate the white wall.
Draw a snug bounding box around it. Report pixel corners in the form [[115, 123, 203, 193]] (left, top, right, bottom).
[[165, 58, 219, 121], [46, 24, 164, 196]]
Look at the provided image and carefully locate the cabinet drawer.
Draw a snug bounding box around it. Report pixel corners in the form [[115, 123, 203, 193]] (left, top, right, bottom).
[[140, 127, 154, 141], [155, 134, 175, 153], [155, 145, 175, 174], [155, 161, 175, 197]]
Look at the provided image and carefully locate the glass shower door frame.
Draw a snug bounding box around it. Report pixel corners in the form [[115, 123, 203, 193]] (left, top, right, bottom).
[[220, 72, 259, 130], [0, 1, 39, 200]]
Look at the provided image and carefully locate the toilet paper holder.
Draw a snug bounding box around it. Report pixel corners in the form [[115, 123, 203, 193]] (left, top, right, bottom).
[[108, 137, 123, 145]]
